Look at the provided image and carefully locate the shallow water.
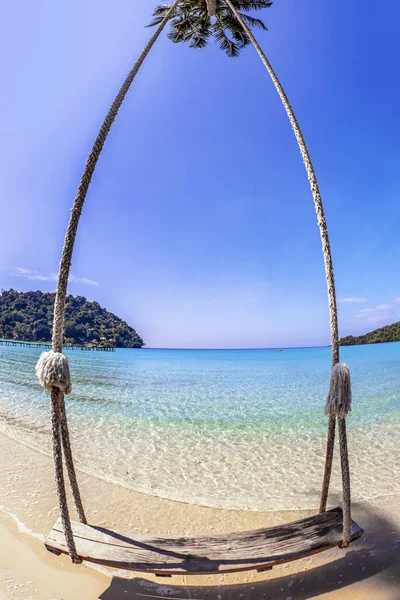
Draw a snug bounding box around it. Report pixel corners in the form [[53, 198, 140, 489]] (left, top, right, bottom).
[[0, 343, 399, 510]]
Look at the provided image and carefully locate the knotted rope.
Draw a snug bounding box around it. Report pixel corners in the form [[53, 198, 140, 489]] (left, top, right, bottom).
[[320, 363, 353, 547], [36, 351, 85, 561], [325, 363, 352, 419], [35, 2, 179, 563], [50, 388, 81, 563], [35, 351, 71, 394]]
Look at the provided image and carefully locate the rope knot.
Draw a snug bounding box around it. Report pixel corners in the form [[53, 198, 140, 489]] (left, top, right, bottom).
[[325, 363, 352, 418], [35, 351, 72, 394]]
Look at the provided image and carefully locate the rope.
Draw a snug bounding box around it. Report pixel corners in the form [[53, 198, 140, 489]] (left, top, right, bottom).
[[338, 417, 352, 547], [47, 3, 179, 562], [320, 363, 352, 514], [50, 389, 81, 563], [224, 0, 339, 367], [325, 363, 352, 418], [319, 415, 335, 513], [51, 0, 180, 355], [224, 0, 353, 547], [322, 365, 352, 542], [44, 0, 353, 560], [59, 398, 87, 524]]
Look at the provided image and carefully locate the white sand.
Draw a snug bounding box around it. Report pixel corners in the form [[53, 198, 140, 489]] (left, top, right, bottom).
[[0, 432, 399, 599]]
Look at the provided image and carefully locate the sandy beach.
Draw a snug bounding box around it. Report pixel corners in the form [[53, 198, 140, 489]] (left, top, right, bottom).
[[0, 432, 399, 599]]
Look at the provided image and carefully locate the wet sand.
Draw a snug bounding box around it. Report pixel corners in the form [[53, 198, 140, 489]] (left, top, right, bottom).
[[0, 431, 399, 599]]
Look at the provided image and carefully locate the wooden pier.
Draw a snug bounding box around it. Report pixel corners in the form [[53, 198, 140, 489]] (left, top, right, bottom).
[[0, 339, 115, 352]]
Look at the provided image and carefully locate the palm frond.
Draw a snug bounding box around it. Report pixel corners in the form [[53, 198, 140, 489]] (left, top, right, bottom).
[[189, 34, 210, 49], [237, 12, 268, 30], [147, 15, 165, 28], [188, 19, 213, 49], [229, 0, 273, 11], [231, 29, 251, 46], [147, 0, 271, 57], [152, 3, 174, 16], [146, 3, 175, 27], [213, 22, 241, 57], [168, 17, 193, 44]]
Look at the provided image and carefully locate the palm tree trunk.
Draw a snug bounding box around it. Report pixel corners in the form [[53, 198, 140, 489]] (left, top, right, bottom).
[[206, 0, 217, 17], [224, 0, 339, 369], [52, 1, 179, 354]]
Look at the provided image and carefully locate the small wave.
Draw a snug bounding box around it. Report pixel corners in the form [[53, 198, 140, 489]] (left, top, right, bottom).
[[0, 411, 49, 434], [1, 344, 400, 512], [0, 504, 44, 541]]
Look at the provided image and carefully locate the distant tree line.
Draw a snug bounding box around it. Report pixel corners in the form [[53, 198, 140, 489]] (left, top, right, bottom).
[[0, 289, 144, 348], [340, 322, 400, 346]]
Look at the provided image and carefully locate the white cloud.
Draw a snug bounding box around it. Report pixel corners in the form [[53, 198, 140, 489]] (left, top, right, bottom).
[[340, 297, 368, 304], [15, 267, 37, 276], [394, 297, 400, 303], [377, 304, 393, 311], [69, 275, 99, 287], [11, 267, 98, 287], [12, 267, 57, 281], [353, 301, 400, 326], [367, 313, 393, 324]]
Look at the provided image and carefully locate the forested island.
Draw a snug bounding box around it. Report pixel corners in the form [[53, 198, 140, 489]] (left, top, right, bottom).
[[0, 289, 144, 348], [340, 322, 400, 346]]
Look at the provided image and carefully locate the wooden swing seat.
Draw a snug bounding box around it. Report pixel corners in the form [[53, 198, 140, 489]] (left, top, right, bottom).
[[45, 506, 362, 575]]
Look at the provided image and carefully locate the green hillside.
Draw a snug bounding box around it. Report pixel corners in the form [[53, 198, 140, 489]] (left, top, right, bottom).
[[340, 322, 400, 346], [0, 289, 144, 348]]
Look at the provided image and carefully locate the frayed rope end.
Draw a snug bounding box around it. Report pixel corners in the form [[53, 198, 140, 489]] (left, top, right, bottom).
[[325, 363, 352, 418], [35, 351, 72, 394]]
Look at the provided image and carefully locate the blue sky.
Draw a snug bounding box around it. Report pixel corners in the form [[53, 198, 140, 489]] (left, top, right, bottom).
[[1, 0, 399, 348]]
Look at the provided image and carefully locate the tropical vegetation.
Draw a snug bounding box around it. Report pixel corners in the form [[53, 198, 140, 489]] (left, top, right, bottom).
[[340, 323, 400, 346], [148, 0, 272, 58], [0, 289, 144, 348]]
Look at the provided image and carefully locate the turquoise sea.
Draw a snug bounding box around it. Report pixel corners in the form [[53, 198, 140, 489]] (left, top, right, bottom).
[[0, 343, 399, 510]]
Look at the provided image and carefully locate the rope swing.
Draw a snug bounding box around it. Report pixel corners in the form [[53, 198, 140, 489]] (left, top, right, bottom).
[[36, 0, 361, 572]]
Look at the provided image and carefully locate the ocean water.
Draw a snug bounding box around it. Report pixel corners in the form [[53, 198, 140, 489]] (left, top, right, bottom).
[[0, 343, 399, 511]]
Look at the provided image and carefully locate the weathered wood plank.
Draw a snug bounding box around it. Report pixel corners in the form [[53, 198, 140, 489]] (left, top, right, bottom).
[[45, 507, 363, 575]]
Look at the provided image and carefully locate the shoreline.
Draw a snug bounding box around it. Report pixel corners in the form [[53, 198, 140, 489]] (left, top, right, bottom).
[[3, 424, 398, 515], [2, 342, 399, 515], [0, 431, 399, 598]]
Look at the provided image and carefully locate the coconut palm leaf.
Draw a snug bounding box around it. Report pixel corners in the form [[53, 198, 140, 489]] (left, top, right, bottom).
[[148, 0, 271, 57], [232, 0, 272, 10], [237, 12, 268, 30]]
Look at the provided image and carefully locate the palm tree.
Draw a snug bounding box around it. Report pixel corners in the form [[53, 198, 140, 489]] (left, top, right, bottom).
[[149, 1, 272, 58]]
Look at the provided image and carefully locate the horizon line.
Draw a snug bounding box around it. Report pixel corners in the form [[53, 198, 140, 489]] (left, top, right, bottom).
[[139, 345, 332, 351]]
